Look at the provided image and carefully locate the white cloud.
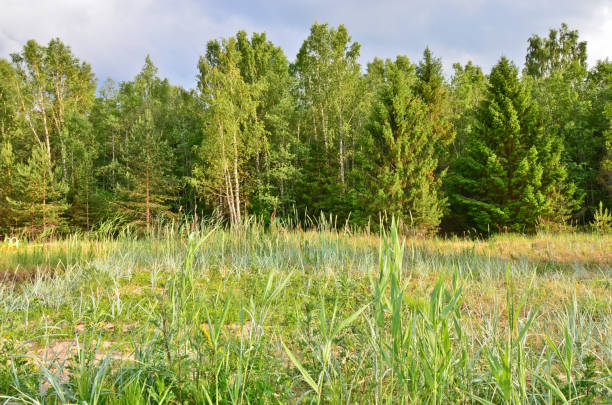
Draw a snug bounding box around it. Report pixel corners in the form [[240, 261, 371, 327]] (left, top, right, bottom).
[[0, 0, 262, 87], [576, 4, 612, 65], [0, 0, 609, 88]]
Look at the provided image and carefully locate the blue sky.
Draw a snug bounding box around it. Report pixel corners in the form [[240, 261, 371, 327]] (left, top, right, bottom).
[[1, 0, 610, 88]]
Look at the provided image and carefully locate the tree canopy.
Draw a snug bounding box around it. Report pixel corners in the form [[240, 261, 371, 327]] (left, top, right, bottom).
[[0, 23, 610, 237]]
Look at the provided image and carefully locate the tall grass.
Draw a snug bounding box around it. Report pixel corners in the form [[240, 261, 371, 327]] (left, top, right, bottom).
[[0, 220, 610, 403]]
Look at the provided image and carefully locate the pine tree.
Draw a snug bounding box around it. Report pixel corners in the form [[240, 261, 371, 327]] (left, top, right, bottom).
[[116, 110, 176, 231], [68, 144, 104, 230], [365, 56, 447, 231], [115, 58, 177, 231], [447, 57, 575, 233]]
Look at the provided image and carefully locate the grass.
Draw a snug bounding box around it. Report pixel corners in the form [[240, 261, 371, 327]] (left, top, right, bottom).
[[0, 218, 610, 403]]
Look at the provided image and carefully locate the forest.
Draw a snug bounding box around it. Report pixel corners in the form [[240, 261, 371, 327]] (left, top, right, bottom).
[[0, 22, 610, 237], [0, 20, 611, 405]]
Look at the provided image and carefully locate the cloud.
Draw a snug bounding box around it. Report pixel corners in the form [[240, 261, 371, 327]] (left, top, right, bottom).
[[0, 0, 262, 87], [0, 0, 609, 88]]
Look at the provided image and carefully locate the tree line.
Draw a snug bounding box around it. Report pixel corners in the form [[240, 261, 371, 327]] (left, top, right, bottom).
[[0, 22, 610, 236]]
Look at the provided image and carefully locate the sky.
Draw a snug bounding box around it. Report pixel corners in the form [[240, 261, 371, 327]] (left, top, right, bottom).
[[1, 0, 610, 89]]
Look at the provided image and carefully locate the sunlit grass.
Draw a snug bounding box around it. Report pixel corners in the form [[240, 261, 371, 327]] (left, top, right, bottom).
[[0, 220, 610, 403]]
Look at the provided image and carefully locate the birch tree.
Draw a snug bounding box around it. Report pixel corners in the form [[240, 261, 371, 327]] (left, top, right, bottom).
[[195, 37, 259, 225]]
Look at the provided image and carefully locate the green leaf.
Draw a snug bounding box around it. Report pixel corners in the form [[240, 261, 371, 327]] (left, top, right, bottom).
[[281, 340, 319, 395]]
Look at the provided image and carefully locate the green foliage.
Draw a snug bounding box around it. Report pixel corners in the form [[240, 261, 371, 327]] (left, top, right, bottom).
[[591, 201, 612, 233], [599, 67, 612, 204], [0, 221, 610, 403], [371, 222, 466, 403], [235, 31, 298, 217], [526, 25, 610, 222], [0, 141, 16, 234], [447, 57, 576, 233], [8, 144, 68, 237], [525, 23, 587, 79], [0, 23, 609, 235], [363, 56, 447, 231], [0, 59, 18, 140], [194, 36, 260, 225], [449, 61, 487, 159], [112, 58, 178, 231], [293, 22, 367, 220]]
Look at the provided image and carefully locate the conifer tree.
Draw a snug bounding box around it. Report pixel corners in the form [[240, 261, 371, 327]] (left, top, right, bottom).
[[68, 143, 103, 230], [447, 57, 575, 233], [365, 56, 447, 231], [115, 58, 177, 231], [0, 142, 16, 234], [415, 47, 455, 171], [416, 47, 445, 105], [8, 145, 68, 237], [116, 111, 176, 230]]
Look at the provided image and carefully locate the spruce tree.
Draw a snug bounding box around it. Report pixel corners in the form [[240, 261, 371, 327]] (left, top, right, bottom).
[[365, 56, 446, 231], [415, 47, 455, 173], [416, 47, 445, 105], [447, 57, 575, 233]]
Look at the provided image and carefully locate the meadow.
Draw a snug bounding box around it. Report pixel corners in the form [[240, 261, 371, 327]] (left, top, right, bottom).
[[0, 218, 610, 404]]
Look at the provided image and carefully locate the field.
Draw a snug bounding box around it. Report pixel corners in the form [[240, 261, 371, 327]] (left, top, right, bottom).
[[0, 220, 611, 404]]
